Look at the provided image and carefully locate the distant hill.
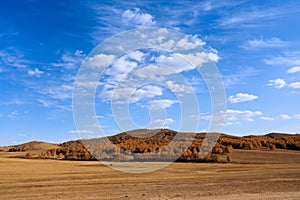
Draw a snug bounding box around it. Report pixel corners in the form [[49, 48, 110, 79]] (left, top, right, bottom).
[[2, 141, 59, 152], [1, 129, 299, 162]]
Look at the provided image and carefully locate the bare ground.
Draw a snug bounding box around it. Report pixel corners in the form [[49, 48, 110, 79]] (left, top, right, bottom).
[[0, 149, 300, 200]]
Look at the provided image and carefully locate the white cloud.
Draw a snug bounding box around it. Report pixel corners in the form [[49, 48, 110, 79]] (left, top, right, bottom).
[[69, 130, 94, 135], [173, 51, 219, 68], [106, 55, 137, 77], [104, 85, 164, 104], [85, 53, 115, 69], [268, 78, 286, 89], [95, 115, 104, 119], [154, 54, 193, 73], [176, 36, 206, 50], [228, 93, 258, 103], [0, 48, 28, 70], [131, 85, 163, 103], [287, 66, 300, 74], [151, 118, 175, 126], [241, 38, 287, 49], [8, 111, 19, 118], [199, 109, 262, 124], [39, 84, 74, 101], [149, 99, 179, 109], [127, 50, 145, 62], [134, 64, 172, 80], [265, 51, 300, 66], [166, 80, 193, 95], [288, 82, 300, 89], [280, 114, 300, 120], [260, 116, 275, 121], [219, 7, 285, 27], [53, 50, 85, 69], [122, 8, 156, 27], [28, 68, 44, 77], [225, 109, 262, 122], [37, 99, 52, 108]]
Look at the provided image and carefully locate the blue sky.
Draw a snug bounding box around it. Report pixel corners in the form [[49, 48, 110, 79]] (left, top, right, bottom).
[[1, 0, 300, 145]]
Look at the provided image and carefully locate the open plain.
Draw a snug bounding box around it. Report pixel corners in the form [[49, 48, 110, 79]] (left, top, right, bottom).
[[0, 149, 299, 200]]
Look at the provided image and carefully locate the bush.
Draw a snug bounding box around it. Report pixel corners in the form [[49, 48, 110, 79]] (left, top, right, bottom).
[[224, 145, 233, 154], [270, 144, 276, 151], [226, 155, 233, 162], [211, 154, 221, 162]]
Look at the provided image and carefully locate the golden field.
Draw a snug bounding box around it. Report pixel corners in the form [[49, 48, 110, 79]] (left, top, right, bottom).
[[0, 149, 299, 200]]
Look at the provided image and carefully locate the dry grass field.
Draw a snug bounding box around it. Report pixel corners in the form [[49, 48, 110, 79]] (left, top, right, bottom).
[[0, 149, 299, 200]]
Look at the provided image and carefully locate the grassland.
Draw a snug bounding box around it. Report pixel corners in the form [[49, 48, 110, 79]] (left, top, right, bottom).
[[0, 149, 299, 200]]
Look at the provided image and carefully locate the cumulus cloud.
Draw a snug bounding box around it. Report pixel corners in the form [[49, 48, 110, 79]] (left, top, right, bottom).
[[131, 85, 163, 103], [228, 93, 258, 103], [154, 54, 193, 73], [268, 78, 286, 89], [122, 8, 156, 27], [173, 51, 219, 68], [176, 36, 206, 50], [287, 66, 300, 74], [288, 82, 300, 89], [104, 85, 164, 104], [166, 80, 193, 94], [134, 64, 173, 80], [28, 68, 44, 77], [85, 53, 115, 69], [241, 38, 287, 49]]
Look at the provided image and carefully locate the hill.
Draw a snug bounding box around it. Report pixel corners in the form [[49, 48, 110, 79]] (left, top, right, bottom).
[[1, 129, 299, 163]]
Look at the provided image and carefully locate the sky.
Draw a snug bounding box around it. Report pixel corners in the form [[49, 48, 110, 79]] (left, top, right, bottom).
[[1, 0, 300, 145]]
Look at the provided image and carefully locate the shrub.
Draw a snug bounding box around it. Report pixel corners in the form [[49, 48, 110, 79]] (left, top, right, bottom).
[[211, 154, 221, 162], [226, 155, 233, 162], [224, 145, 233, 154], [270, 144, 276, 151]]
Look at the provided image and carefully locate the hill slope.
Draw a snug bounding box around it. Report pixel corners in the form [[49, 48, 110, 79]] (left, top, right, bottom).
[[1, 129, 299, 163]]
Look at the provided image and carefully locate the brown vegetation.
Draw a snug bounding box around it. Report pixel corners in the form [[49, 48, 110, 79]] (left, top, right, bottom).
[[1, 129, 299, 163]]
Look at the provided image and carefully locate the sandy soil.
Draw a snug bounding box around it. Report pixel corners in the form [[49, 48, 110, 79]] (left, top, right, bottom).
[[0, 150, 299, 200]]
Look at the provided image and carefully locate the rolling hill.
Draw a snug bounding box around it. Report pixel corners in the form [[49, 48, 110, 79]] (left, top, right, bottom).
[[1, 129, 299, 163]]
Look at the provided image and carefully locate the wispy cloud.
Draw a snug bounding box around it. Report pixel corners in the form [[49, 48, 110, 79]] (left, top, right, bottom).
[[241, 38, 288, 50], [0, 48, 29, 70], [199, 109, 262, 125], [265, 51, 300, 66], [280, 114, 300, 120], [218, 6, 288, 28], [223, 67, 258, 88], [28, 68, 44, 77], [8, 111, 19, 118], [52, 50, 85, 70], [148, 99, 179, 109]]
